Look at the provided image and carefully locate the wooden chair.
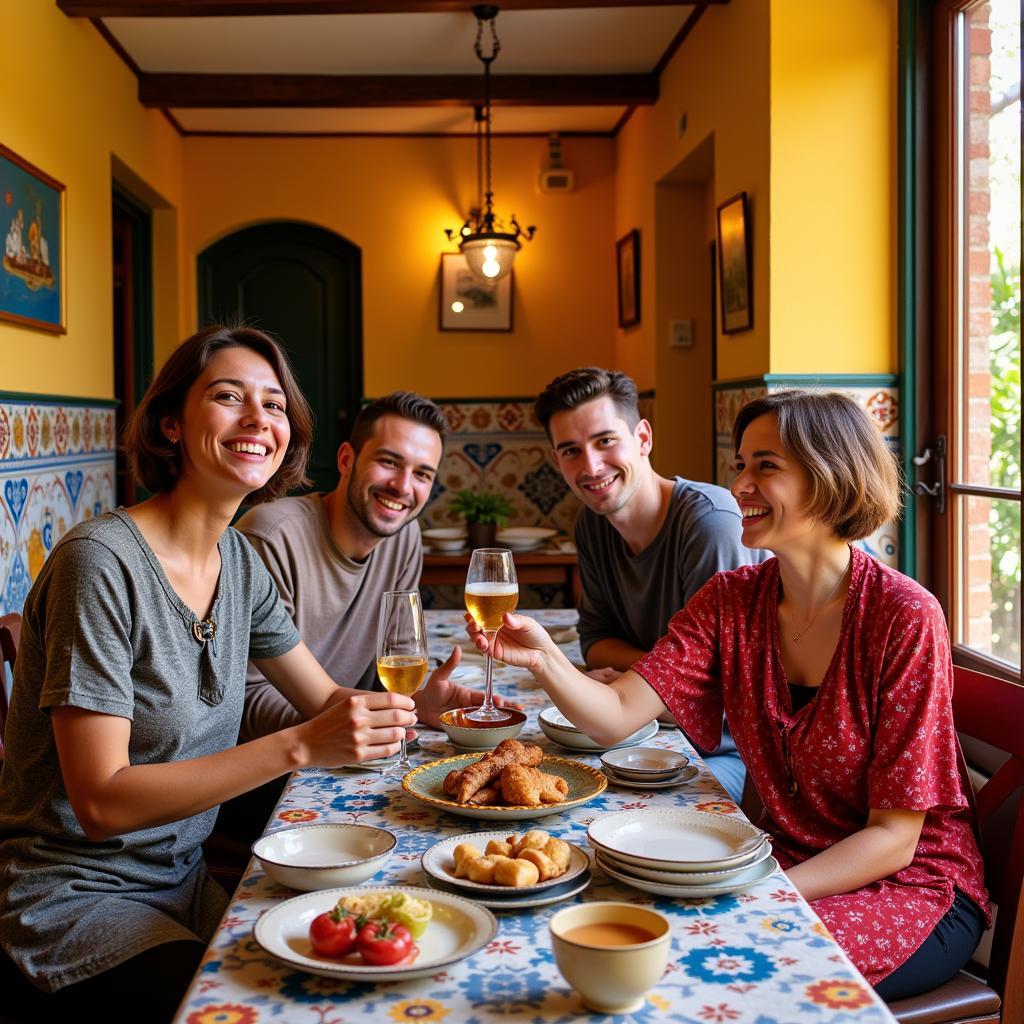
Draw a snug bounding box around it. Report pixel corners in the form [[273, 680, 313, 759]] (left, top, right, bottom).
[[0, 613, 21, 760], [888, 666, 1024, 1024]]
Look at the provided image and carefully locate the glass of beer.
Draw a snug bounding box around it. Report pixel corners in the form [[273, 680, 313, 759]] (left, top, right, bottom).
[[376, 589, 429, 775], [464, 548, 519, 722]]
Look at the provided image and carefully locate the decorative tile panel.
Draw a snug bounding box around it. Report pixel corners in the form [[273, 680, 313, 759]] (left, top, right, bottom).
[[0, 395, 117, 616], [712, 376, 900, 567]]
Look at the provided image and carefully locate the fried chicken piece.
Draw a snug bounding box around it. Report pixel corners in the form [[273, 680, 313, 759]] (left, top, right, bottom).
[[466, 784, 500, 806], [443, 770, 461, 796], [455, 739, 543, 804], [498, 765, 570, 807]]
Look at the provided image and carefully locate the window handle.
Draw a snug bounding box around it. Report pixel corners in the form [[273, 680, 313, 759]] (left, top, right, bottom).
[[912, 435, 946, 514]]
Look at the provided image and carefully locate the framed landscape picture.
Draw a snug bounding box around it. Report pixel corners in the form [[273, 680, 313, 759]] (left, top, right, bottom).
[[0, 143, 65, 333], [616, 229, 640, 328], [716, 192, 752, 333], [439, 253, 513, 331]]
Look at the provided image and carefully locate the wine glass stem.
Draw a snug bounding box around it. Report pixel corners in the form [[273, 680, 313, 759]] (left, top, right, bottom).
[[482, 630, 497, 712], [398, 734, 408, 767]]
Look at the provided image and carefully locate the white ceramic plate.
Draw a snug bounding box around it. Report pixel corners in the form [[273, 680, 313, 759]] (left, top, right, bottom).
[[402, 752, 607, 821], [602, 764, 700, 790], [424, 869, 592, 910], [596, 851, 779, 898], [497, 528, 557, 548], [421, 831, 590, 895], [588, 809, 767, 871], [600, 746, 689, 779], [253, 886, 497, 982], [598, 837, 774, 884], [538, 708, 659, 753]]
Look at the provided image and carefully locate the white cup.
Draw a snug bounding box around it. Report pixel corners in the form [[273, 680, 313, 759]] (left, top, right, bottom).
[[549, 901, 672, 1013]]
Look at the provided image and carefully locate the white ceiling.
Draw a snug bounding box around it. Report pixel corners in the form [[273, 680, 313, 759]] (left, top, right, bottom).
[[97, 5, 697, 135]]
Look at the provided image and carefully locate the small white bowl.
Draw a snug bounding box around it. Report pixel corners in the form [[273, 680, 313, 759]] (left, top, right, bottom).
[[600, 747, 689, 781], [439, 707, 527, 750], [253, 823, 396, 891], [422, 527, 468, 553], [496, 527, 558, 551]]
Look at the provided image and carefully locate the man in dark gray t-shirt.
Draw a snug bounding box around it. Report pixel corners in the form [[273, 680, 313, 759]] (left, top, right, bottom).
[[535, 368, 767, 802]]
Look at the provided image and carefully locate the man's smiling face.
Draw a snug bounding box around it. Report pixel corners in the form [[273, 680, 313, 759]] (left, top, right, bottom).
[[548, 395, 652, 517]]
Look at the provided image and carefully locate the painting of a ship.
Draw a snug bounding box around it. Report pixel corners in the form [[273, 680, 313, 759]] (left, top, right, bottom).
[[0, 142, 64, 332]]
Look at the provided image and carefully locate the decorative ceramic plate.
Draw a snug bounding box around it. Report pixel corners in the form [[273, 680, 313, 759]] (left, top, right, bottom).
[[587, 809, 767, 871], [402, 752, 607, 821], [600, 746, 689, 779], [423, 870, 593, 910], [597, 837, 774, 884], [421, 830, 591, 895], [602, 764, 700, 790], [596, 851, 780, 898], [538, 708, 659, 752], [253, 886, 497, 981]]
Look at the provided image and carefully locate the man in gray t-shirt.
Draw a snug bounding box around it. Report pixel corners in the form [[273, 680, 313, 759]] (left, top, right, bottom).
[[535, 368, 766, 802], [238, 392, 486, 741]]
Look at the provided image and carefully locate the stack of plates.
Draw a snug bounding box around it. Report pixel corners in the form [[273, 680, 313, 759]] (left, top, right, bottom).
[[420, 831, 593, 910], [588, 809, 777, 898], [538, 706, 659, 753], [495, 527, 558, 552], [599, 747, 698, 789]]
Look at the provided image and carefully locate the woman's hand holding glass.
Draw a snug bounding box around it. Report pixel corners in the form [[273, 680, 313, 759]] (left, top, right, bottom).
[[464, 610, 558, 674]]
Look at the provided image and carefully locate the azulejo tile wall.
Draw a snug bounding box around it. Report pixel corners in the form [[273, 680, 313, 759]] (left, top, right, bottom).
[[713, 375, 900, 567], [0, 396, 118, 616]]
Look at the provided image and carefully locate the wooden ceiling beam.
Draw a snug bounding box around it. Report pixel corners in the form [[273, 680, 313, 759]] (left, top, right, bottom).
[[61, 1, 727, 15], [138, 72, 658, 107]]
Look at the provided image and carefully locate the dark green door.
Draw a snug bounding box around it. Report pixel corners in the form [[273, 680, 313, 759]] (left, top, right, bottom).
[[198, 222, 362, 495]]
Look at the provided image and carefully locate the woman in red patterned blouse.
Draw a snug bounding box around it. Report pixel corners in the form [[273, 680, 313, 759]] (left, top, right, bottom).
[[469, 390, 989, 999]]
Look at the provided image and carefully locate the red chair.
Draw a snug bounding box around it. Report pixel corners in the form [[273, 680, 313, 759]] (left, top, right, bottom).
[[888, 666, 1024, 1024], [0, 613, 21, 760]]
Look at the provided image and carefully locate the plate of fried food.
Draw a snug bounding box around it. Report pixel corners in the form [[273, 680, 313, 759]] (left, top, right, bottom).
[[402, 739, 607, 820], [422, 829, 590, 895]]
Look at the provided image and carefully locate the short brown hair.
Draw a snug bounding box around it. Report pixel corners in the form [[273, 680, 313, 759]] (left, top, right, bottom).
[[123, 323, 313, 503], [534, 367, 640, 437], [731, 390, 901, 540], [349, 392, 448, 453]]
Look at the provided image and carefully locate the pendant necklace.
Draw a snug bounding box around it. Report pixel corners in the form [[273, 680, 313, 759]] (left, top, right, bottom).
[[786, 557, 850, 644]]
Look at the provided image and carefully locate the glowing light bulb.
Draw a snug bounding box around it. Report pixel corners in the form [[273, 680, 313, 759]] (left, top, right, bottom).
[[450, 301, 465, 313], [482, 259, 500, 278], [483, 244, 498, 261], [461, 226, 471, 236]]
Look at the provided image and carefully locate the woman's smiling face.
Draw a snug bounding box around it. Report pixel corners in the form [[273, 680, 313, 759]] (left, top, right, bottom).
[[730, 412, 825, 551], [168, 345, 291, 498]]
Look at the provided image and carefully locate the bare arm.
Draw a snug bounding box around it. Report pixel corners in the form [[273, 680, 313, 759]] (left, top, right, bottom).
[[469, 612, 665, 745], [55, 640, 418, 842], [786, 808, 926, 902]]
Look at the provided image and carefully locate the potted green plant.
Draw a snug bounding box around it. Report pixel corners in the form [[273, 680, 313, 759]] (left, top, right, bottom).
[[450, 488, 512, 549]]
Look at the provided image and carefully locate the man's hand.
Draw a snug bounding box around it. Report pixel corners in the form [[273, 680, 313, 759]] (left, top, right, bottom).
[[414, 645, 521, 729]]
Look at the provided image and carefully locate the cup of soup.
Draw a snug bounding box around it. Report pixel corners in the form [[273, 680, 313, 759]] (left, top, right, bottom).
[[549, 901, 672, 1013]]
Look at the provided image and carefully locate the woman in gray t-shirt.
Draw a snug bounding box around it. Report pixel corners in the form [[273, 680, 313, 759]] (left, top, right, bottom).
[[0, 325, 422, 1021]]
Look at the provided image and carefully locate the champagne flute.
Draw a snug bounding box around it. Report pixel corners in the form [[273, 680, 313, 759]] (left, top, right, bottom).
[[376, 589, 429, 776], [464, 548, 519, 723]]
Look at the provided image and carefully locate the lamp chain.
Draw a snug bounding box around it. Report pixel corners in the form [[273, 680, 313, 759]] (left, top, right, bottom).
[[474, 11, 500, 230]]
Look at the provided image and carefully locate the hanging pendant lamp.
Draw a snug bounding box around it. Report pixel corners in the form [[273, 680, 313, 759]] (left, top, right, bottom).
[[445, 5, 535, 282]]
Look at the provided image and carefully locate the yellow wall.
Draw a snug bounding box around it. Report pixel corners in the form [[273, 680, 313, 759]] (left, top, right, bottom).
[[182, 136, 616, 398], [613, 0, 772, 477], [0, 1, 183, 399], [769, 0, 897, 373]]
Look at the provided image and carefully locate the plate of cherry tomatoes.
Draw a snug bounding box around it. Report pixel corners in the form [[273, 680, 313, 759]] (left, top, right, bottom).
[[254, 886, 498, 981]]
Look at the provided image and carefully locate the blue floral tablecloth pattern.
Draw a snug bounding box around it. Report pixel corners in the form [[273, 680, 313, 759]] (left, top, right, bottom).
[[176, 610, 895, 1024]]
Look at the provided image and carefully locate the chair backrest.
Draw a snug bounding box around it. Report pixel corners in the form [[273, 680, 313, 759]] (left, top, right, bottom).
[[952, 665, 1024, 1020], [0, 612, 21, 758]]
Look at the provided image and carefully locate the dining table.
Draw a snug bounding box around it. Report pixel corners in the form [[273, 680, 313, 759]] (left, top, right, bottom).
[[174, 608, 897, 1024]]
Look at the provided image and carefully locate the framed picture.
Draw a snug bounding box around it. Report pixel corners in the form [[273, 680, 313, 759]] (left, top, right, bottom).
[[439, 253, 513, 332], [616, 229, 640, 328], [0, 143, 65, 333], [716, 192, 752, 333]]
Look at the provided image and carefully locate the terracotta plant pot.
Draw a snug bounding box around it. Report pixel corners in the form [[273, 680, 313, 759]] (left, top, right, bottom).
[[467, 522, 498, 549]]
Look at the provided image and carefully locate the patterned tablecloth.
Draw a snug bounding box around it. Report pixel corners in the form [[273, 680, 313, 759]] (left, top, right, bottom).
[[176, 609, 896, 1024]]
